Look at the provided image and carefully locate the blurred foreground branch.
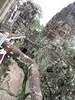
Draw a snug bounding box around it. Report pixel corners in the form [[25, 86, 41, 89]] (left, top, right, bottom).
[[3, 40, 42, 100]]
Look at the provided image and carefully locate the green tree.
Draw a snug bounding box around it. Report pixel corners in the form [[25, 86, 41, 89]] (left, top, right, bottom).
[[29, 17, 44, 32]]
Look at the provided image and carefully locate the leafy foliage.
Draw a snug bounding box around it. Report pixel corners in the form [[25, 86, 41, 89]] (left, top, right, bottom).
[[29, 17, 44, 32]]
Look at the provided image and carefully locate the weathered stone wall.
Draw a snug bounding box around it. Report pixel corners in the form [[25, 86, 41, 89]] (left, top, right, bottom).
[[39, 2, 75, 99], [0, 0, 16, 22], [0, 63, 24, 100]]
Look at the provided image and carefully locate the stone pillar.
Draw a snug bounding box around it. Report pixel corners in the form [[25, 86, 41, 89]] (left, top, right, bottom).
[[0, 0, 16, 23]]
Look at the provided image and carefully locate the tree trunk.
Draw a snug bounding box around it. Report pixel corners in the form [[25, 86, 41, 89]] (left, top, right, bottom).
[[3, 41, 42, 100], [29, 63, 42, 100]]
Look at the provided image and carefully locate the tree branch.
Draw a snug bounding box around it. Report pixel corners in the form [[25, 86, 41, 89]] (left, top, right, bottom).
[[3, 41, 42, 100]]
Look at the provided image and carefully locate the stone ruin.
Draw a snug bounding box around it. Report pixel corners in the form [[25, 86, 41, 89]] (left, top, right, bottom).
[[0, 0, 38, 100]]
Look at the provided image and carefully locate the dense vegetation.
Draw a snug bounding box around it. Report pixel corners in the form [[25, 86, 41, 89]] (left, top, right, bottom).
[[0, 0, 75, 100]]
